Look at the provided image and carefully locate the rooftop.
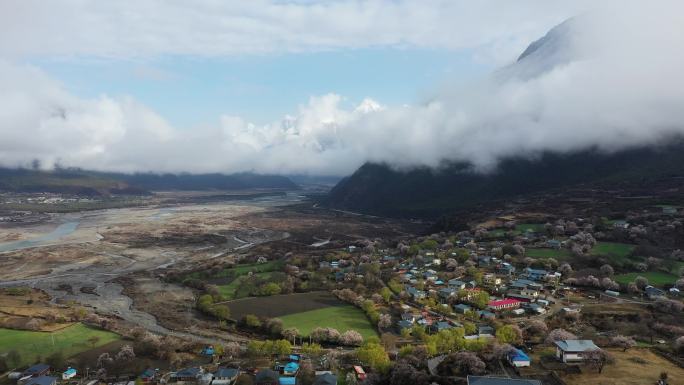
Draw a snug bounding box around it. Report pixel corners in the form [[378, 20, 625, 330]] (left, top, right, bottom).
[[554, 340, 599, 352]]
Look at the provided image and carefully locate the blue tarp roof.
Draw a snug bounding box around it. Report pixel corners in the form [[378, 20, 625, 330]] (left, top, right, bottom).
[[284, 362, 299, 371], [63, 368, 77, 376], [509, 348, 530, 361], [279, 377, 296, 385]]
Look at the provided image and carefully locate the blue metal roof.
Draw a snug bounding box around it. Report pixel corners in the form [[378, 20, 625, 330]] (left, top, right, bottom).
[[508, 348, 530, 361]]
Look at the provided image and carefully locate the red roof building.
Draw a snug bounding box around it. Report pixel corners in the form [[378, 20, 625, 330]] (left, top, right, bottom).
[[488, 298, 521, 311]]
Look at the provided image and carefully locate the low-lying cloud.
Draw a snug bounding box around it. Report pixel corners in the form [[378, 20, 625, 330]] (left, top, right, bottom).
[[1, 1, 683, 176]]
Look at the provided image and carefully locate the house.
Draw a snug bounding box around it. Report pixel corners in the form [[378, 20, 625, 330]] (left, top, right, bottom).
[[313, 373, 337, 385], [401, 312, 416, 323], [483, 274, 502, 287], [612, 220, 629, 229], [478, 256, 492, 267], [140, 369, 157, 383], [508, 349, 531, 367], [255, 370, 279, 385], [512, 308, 525, 316], [23, 377, 57, 385], [62, 368, 77, 380], [212, 368, 239, 385], [523, 268, 548, 282], [448, 279, 467, 290], [174, 367, 204, 383], [406, 286, 426, 300], [477, 310, 496, 320], [23, 364, 50, 378], [645, 285, 666, 299], [431, 321, 453, 333], [497, 263, 516, 276], [488, 298, 521, 311], [546, 239, 562, 249], [662, 206, 678, 215], [282, 362, 299, 376], [467, 376, 541, 385], [527, 303, 546, 314], [669, 287, 681, 296], [279, 378, 296, 385], [438, 288, 456, 300], [319, 261, 331, 269], [454, 304, 472, 314], [397, 320, 413, 330], [478, 325, 495, 337], [554, 340, 600, 363]]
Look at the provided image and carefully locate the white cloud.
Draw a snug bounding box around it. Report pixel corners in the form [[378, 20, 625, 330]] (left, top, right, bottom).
[[1, 1, 683, 177], [0, 0, 596, 64]]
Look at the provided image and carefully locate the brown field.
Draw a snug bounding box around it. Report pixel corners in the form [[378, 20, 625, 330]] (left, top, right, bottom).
[[225, 291, 343, 319], [0, 288, 78, 331], [561, 348, 684, 385]]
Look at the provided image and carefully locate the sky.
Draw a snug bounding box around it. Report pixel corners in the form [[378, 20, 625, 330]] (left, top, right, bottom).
[[1, 1, 683, 176]]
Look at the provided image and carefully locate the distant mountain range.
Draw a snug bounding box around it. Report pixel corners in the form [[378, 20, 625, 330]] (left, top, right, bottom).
[[0, 168, 298, 196]]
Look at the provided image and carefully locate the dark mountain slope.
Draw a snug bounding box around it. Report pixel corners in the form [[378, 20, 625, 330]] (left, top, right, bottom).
[[326, 143, 684, 218], [0, 168, 298, 196]]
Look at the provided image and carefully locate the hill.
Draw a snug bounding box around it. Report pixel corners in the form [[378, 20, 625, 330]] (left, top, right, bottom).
[[0, 168, 298, 196], [326, 144, 684, 218]]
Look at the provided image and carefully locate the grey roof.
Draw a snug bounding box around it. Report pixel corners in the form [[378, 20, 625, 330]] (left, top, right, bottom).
[[24, 364, 50, 375], [175, 367, 202, 378], [215, 367, 239, 378], [24, 377, 57, 385], [255, 369, 280, 382], [313, 373, 337, 385], [554, 340, 599, 352], [468, 376, 542, 385]]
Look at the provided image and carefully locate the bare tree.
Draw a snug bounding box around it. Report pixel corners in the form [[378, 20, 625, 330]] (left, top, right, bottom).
[[584, 349, 612, 374], [340, 330, 364, 346], [378, 314, 392, 329], [545, 328, 577, 345], [611, 335, 636, 352], [97, 353, 113, 368], [115, 344, 135, 361], [600, 264, 614, 277]]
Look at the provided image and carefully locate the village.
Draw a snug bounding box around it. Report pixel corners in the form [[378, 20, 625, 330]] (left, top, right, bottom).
[[1, 201, 683, 385]]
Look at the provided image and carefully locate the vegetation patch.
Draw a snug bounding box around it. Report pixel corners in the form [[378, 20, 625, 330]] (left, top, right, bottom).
[[515, 223, 546, 233], [227, 291, 344, 319], [614, 271, 678, 286], [560, 348, 684, 385], [0, 323, 120, 366], [279, 305, 377, 340], [526, 248, 572, 259], [590, 242, 635, 260]]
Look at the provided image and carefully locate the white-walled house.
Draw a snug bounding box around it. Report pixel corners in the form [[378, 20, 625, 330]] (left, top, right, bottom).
[[554, 340, 600, 363]]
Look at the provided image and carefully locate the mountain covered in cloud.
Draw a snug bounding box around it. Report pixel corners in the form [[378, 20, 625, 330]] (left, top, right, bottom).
[[326, 15, 684, 217]]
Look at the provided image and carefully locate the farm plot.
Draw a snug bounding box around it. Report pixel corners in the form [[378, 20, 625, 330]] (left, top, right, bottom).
[[227, 291, 377, 339], [614, 271, 678, 286], [560, 348, 683, 385], [590, 242, 635, 260], [280, 305, 377, 340], [526, 248, 572, 259], [0, 323, 120, 366]]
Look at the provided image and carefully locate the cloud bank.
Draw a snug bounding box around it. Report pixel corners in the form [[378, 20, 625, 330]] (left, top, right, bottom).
[[1, 1, 684, 176]]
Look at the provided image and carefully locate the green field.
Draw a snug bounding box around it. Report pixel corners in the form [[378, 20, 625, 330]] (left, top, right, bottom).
[[614, 271, 678, 286], [526, 248, 572, 259], [515, 223, 546, 233], [217, 271, 275, 299], [0, 323, 120, 366], [590, 242, 635, 260], [279, 305, 377, 340]]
